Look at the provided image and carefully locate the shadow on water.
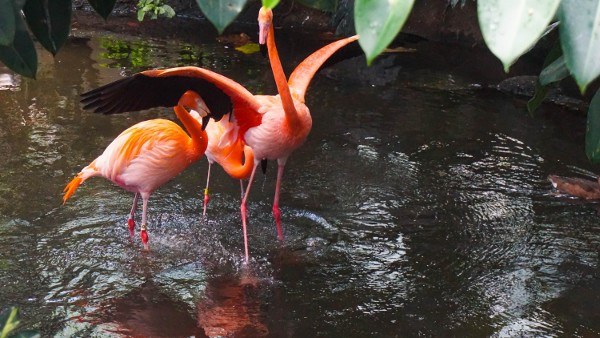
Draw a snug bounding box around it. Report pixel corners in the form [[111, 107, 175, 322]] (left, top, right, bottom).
[[0, 17, 599, 337]]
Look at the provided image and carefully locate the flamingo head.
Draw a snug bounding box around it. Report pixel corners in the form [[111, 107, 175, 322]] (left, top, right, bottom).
[[258, 6, 273, 45], [179, 90, 211, 129], [180, 90, 210, 117]]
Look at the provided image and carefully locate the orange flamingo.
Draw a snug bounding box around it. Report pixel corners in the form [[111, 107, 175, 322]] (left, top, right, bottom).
[[64, 91, 209, 249], [201, 114, 254, 215], [80, 8, 359, 261]]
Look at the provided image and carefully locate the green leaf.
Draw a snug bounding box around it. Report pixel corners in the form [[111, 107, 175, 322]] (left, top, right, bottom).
[[297, 0, 337, 12], [0, 0, 16, 46], [539, 55, 570, 86], [355, 0, 415, 65], [478, 0, 560, 72], [196, 0, 248, 34], [527, 81, 549, 114], [23, 0, 72, 56], [586, 89, 600, 162], [261, 0, 280, 9], [559, 0, 600, 94], [87, 0, 117, 20], [528, 39, 562, 113], [137, 9, 145, 21], [163, 5, 176, 18], [0, 11, 38, 79], [0, 307, 19, 338]]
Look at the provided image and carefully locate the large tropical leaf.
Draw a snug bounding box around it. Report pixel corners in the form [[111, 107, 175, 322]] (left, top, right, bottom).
[[87, 0, 117, 20], [23, 0, 72, 55], [196, 0, 248, 34], [559, 0, 600, 94], [355, 0, 415, 65], [586, 89, 600, 162], [297, 0, 337, 12], [261, 0, 279, 9], [478, 0, 560, 72], [0, 0, 16, 46], [0, 10, 38, 79]]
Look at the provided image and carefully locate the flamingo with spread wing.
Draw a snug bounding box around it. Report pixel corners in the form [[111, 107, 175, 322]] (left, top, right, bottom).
[[80, 8, 359, 261]]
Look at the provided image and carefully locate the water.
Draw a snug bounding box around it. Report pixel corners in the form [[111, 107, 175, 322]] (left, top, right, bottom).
[[0, 18, 599, 337]]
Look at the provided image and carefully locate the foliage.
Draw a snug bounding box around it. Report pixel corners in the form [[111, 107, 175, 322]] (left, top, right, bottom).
[[586, 90, 600, 162], [477, 0, 560, 72], [354, 0, 414, 65], [137, 0, 175, 21], [0, 307, 39, 338]]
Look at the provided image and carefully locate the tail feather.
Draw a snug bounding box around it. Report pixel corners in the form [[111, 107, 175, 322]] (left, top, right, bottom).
[[63, 174, 84, 204], [63, 163, 97, 204]]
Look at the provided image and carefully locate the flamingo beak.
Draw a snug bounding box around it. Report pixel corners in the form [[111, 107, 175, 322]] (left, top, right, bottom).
[[259, 22, 269, 45]]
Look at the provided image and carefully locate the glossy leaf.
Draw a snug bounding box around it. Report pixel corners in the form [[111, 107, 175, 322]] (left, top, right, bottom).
[[297, 0, 337, 12], [196, 0, 248, 34], [0, 11, 38, 79], [478, 0, 560, 72], [355, 0, 415, 65], [559, 0, 600, 93], [527, 41, 562, 113], [261, 0, 280, 9], [0, 0, 16, 46], [23, 0, 72, 55], [87, 0, 117, 20], [539, 55, 569, 86], [586, 89, 600, 162]]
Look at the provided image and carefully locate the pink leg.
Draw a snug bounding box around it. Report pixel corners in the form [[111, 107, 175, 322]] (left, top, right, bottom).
[[239, 179, 245, 199], [128, 193, 139, 236], [203, 162, 212, 216], [140, 192, 150, 250], [240, 163, 259, 262], [273, 163, 285, 240]]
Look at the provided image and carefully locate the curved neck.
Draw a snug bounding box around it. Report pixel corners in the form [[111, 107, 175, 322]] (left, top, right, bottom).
[[222, 144, 255, 179], [173, 104, 207, 156], [266, 24, 298, 122]]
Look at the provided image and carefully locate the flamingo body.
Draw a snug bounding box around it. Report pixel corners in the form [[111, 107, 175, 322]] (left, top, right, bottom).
[[65, 91, 208, 248], [243, 96, 311, 162]]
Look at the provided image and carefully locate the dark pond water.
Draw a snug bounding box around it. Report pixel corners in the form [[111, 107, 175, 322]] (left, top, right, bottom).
[[0, 18, 599, 337]]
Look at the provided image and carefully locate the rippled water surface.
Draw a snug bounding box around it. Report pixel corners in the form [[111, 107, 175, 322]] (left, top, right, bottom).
[[0, 18, 599, 337]]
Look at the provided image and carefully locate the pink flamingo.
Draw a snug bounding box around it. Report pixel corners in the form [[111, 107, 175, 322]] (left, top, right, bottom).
[[64, 91, 209, 249], [80, 9, 359, 261]]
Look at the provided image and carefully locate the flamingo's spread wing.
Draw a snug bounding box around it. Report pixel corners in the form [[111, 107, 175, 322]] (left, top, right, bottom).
[[81, 66, 261, 123], [288, 35, 360, 103]]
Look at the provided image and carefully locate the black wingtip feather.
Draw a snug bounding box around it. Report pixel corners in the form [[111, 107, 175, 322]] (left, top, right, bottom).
[[80, 72, 233, 121]]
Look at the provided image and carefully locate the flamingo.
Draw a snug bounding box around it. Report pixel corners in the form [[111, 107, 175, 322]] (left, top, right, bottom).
[[201, 115, 255, 215], [63, 91, 210, 249], [80, 9, 359, 261], [184, 94, 254, 215]]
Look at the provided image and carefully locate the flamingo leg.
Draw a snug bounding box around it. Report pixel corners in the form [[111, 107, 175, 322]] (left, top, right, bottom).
[[239, 179, 245, 199], [203, 162, 212, 216], [240, 163, 260, 262], [272, 163, 285, 240], [128, 193, 139, 236], [140, 192, 150, 250]]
